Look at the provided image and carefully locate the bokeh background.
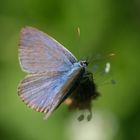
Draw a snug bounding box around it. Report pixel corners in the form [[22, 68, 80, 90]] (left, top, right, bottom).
[[0, 0, 140, 140]]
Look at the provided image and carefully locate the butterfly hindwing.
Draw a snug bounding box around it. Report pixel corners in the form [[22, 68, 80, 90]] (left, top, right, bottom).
[[18, 72, 65, 113], [18, 67, 83, 119]]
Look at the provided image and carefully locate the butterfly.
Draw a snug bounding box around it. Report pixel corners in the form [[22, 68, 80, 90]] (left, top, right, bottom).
[[18, 26, 99, 120]]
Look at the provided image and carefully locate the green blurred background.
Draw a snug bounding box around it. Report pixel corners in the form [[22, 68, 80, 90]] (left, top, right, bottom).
[[0, 0, 140, 140]]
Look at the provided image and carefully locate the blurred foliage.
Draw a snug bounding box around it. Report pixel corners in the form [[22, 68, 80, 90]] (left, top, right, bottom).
[[0, 0, 140, 140]]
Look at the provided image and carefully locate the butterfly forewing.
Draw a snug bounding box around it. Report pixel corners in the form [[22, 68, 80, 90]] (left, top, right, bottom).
[[19, 27, 77, 73]]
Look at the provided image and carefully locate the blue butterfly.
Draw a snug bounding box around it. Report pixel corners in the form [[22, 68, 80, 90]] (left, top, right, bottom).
[[18, 27, 99, 120]]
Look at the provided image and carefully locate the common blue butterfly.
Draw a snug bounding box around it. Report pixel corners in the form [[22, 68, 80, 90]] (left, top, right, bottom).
[[18, 27, 99, 120]]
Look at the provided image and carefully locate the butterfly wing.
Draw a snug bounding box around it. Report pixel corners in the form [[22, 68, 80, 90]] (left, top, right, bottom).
[[18, 67, 82, 119], [19, 26, 77, 73]]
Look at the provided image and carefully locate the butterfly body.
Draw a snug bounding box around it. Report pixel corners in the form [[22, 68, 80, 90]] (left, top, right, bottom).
[[64, 65, 99, 111], [18, 27, 99, 120]]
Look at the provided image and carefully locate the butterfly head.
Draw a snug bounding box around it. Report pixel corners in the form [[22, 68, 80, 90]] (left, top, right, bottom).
[[80, 60, 88, 67]]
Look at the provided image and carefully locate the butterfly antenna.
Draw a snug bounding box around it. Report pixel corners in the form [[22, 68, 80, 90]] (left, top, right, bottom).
[[75, 26, 81, 59], [77, 26, 81, 37], [91, 53, 116, 64]]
